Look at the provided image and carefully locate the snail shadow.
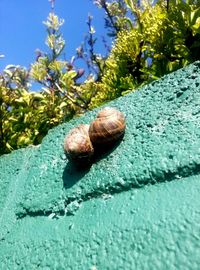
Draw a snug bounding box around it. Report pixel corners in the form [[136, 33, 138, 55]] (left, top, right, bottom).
[[62, 137, 123, 189], [62, 160, 92, 189], [93, 138, 123, 163]]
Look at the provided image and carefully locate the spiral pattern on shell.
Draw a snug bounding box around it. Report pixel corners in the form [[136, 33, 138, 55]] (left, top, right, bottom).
[[64, 124, 94, 161], [88, 107, 126, 145]]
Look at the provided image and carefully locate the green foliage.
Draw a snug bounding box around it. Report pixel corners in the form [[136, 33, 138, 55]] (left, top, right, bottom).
[[0, 13, 90, 154], [94, 0, 128, 36], [0, 10, 107, 155], [0, 65, 74, 154], [92, 0, 200, 103]]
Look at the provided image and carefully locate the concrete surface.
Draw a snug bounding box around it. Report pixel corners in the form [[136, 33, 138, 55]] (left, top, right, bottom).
[[0, 61, 200, 269]]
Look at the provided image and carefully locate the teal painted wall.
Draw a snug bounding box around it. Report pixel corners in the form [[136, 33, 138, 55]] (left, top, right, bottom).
[[1, 62, 200, 269]]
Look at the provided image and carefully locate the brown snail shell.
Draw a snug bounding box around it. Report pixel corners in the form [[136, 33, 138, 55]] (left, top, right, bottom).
[[89, 107, 126, 145], [64, 124, 94, 161]]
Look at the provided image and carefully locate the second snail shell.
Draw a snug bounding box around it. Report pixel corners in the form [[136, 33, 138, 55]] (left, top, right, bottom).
[[89, 107, 126, 145], [64, 124, 94, 161]]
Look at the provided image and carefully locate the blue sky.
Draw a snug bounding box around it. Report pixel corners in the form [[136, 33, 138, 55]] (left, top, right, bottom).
[[0, 0, 109, 72]]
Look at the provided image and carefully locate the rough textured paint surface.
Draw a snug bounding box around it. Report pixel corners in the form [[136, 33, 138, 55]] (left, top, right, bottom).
[[0, 61, 200, 269]]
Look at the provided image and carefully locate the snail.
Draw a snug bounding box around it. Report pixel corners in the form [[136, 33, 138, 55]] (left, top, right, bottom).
[[64, 124, 94, 162], [89, 107, 126, 146], [64, 107, 126, 164]]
